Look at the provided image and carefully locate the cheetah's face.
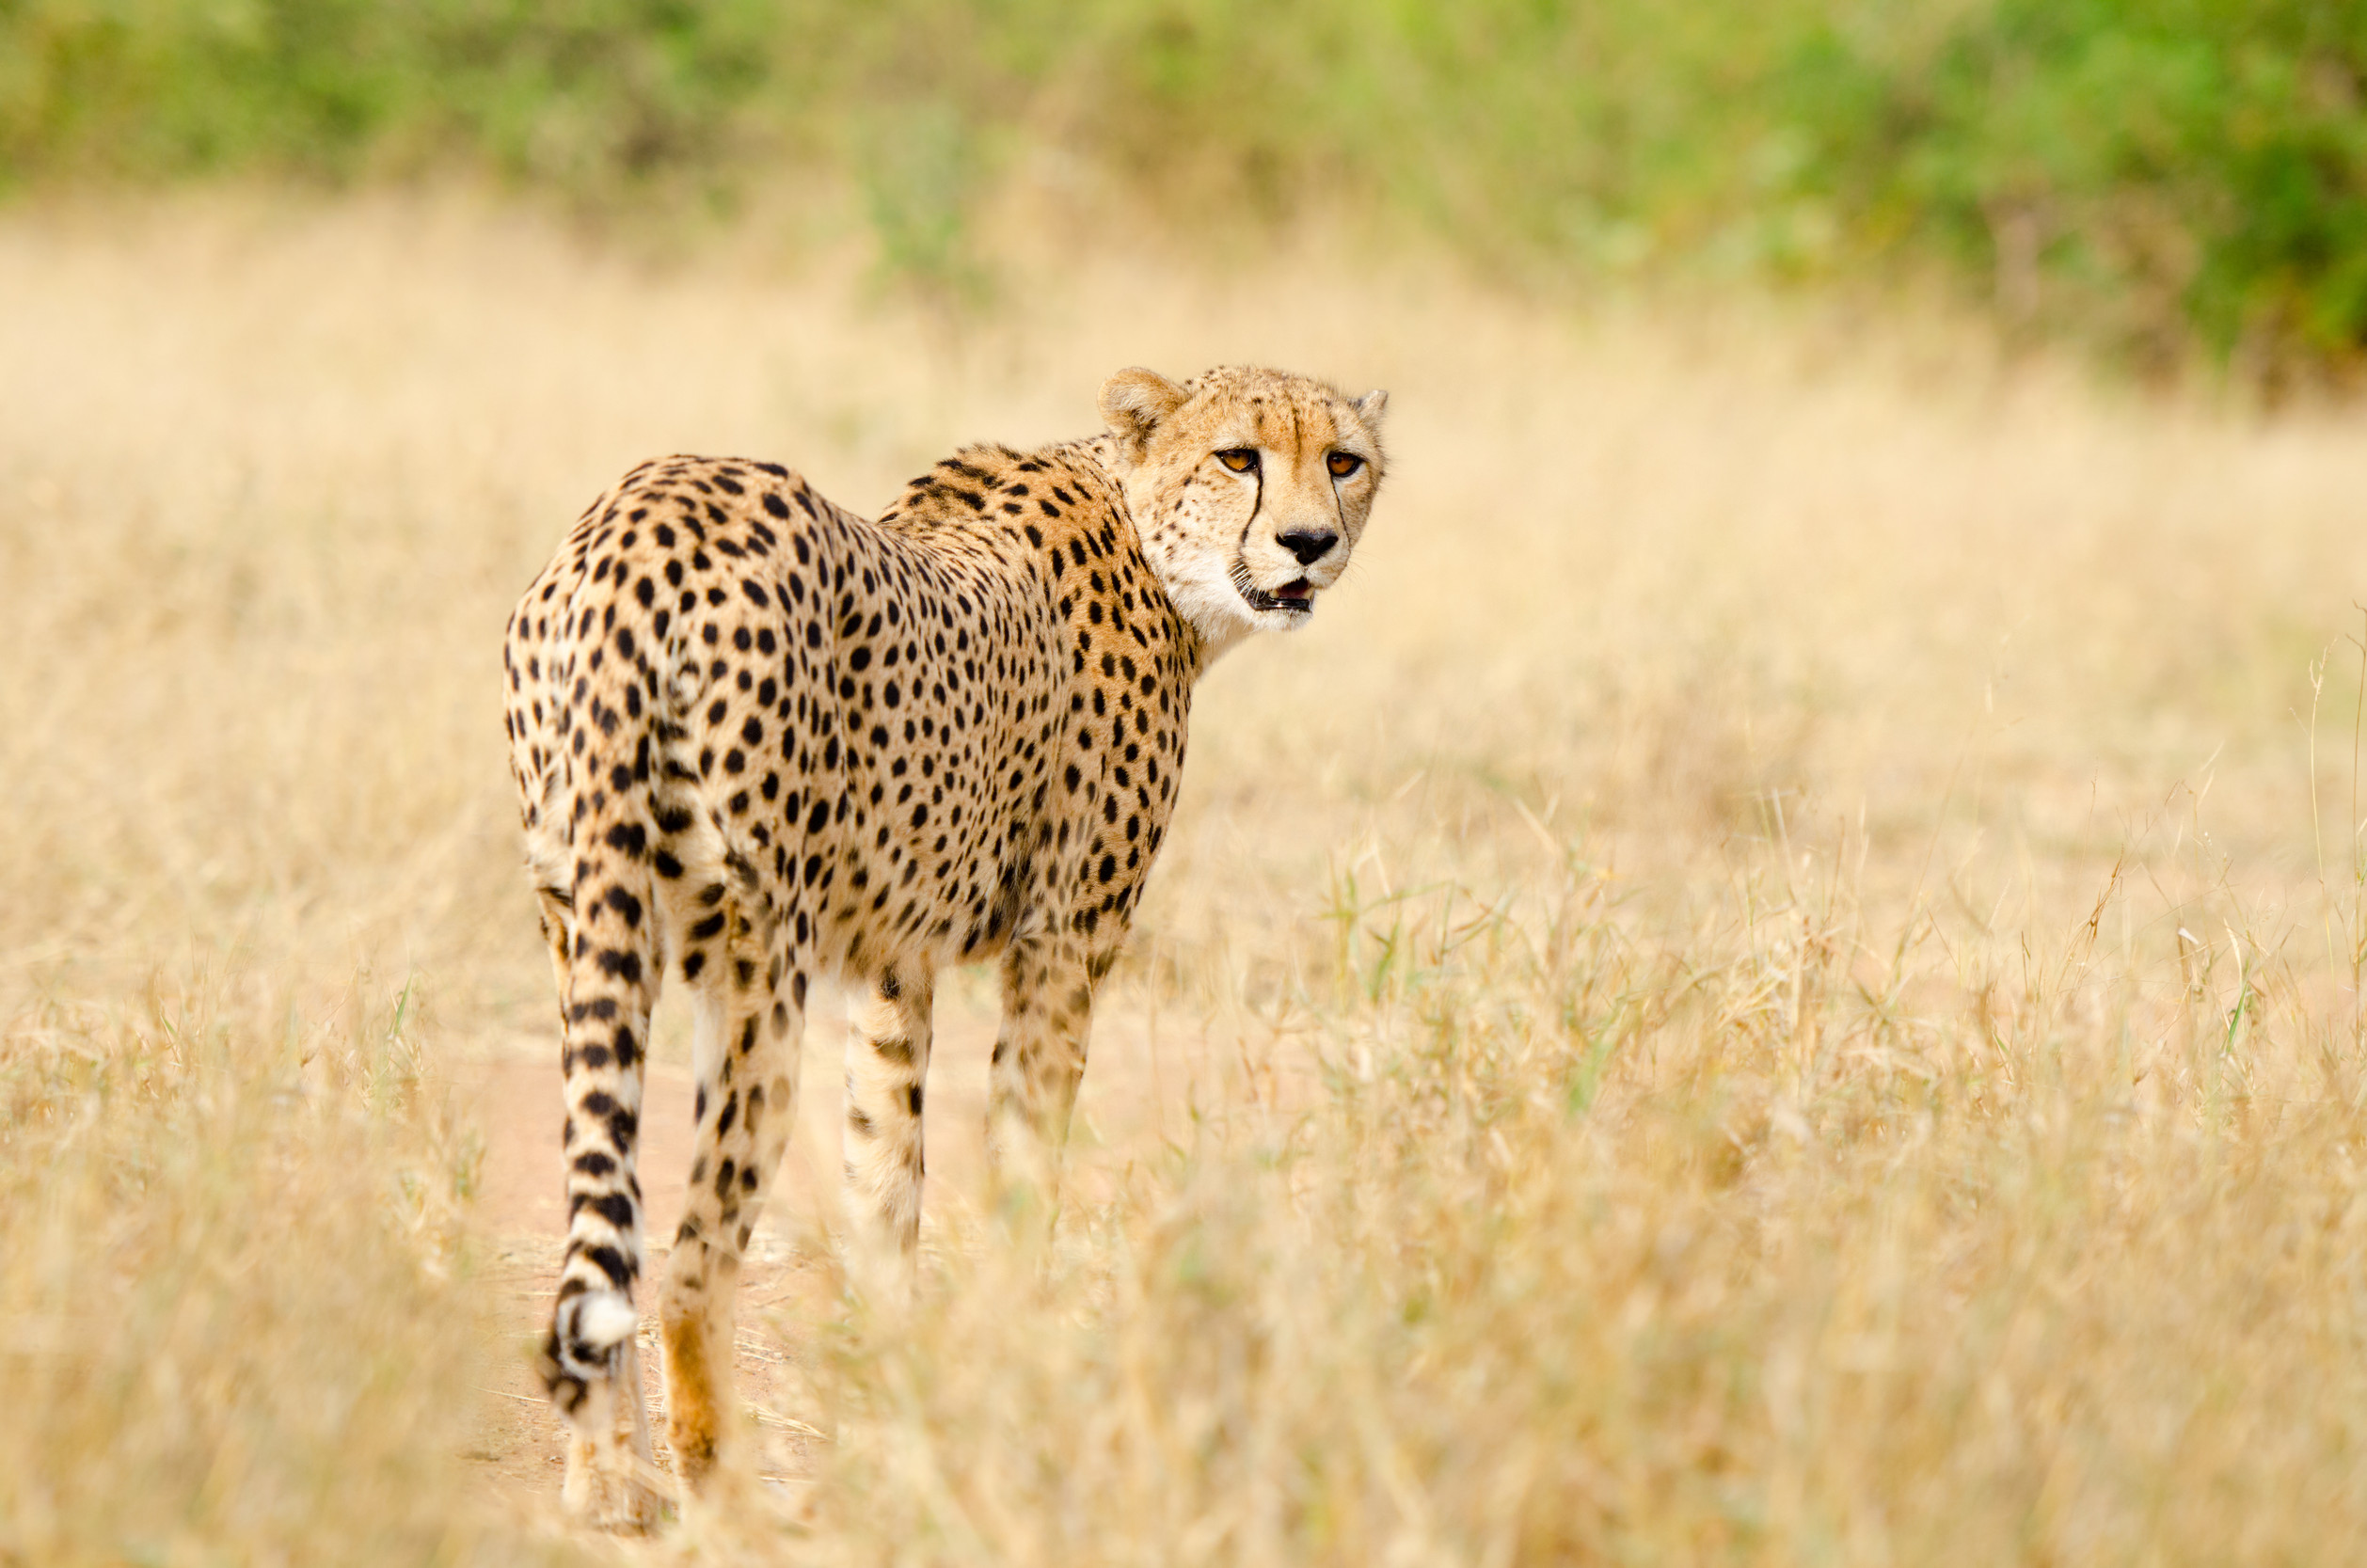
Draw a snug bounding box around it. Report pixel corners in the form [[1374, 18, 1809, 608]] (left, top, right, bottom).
[[1101, 365, 1388, 659]]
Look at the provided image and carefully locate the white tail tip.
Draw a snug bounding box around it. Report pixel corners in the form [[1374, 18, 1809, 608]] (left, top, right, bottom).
[[578, 1291, 640, 1350]]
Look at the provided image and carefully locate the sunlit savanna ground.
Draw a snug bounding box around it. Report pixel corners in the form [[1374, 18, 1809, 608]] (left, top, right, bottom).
[[3, 192, 2366, 1564]]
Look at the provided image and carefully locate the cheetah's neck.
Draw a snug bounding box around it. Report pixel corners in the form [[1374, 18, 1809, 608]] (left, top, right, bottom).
[[1069, 433, 1247, 671]]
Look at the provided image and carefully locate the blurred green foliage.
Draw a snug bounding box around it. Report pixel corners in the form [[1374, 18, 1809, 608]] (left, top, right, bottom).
[[4, 0, 2363, 378]]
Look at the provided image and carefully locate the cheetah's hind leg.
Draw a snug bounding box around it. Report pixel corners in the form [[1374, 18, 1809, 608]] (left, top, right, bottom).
[[551, 1317, 666, 1530], [536, 867, 670, 1531], [657, 900, 809, 1498]]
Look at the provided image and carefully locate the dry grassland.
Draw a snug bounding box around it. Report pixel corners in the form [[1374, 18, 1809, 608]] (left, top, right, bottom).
[[3, 192, 2366, 1565]]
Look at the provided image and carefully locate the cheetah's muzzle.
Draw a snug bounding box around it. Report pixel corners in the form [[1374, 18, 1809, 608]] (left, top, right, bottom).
[[1231, 562, 1316, 616]]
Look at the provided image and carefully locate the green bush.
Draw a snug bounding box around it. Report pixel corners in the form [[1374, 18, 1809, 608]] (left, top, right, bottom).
[[3, 0, 2362, 380], [1806, 0, 2367, 376]]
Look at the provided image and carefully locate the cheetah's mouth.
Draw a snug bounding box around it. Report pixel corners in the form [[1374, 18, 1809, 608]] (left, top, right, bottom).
[[1231, 564, 1315, 616]]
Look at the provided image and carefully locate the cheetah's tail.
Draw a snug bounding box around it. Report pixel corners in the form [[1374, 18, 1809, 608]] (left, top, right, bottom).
[[537, 618, 669, 1419]]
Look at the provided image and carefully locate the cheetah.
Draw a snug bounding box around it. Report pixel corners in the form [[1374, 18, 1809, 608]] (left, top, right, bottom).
[[502, 364, 1388, 1526]]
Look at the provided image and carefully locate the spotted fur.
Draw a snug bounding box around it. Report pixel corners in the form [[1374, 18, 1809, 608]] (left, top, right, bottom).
[[503, 365, 1387, 1525]]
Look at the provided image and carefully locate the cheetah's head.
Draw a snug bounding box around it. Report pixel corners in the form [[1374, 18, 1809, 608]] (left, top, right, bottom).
[[1099, 364, 1388, 661]]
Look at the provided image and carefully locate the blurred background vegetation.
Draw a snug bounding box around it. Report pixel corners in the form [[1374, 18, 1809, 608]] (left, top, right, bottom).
[[3, 1, 2364, 379]]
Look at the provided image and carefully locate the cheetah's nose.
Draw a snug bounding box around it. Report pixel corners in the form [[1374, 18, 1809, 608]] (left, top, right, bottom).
[[1277, 530, 1339, 566]]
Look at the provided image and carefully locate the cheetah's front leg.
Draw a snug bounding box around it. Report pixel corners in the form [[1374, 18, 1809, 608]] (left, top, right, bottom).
[[842, 962, 937, 1307], [986, 929, 1097, 1222]]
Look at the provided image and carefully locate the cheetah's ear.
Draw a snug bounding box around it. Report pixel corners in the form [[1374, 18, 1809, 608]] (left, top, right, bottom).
[[1100, 368, 1190, 459], [1352, 388, 1389, 425]]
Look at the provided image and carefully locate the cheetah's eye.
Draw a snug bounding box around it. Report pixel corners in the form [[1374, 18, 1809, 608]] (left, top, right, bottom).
[[1326, 451, 1364, 479], [1216, 448, 1260, 474]]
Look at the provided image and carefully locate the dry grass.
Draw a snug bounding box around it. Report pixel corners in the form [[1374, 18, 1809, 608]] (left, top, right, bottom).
[[3, 189, 2366, 1564]]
